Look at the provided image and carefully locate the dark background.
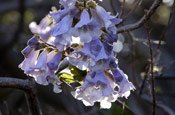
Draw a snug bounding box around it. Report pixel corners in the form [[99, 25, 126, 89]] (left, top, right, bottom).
[[0, 0, 175, 114]]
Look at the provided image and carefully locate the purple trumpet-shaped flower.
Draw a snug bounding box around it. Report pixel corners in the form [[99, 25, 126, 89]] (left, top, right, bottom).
[[52, 15, 73, 37], [51, 8, 78, 37], [90, 5, 121, 32], [76, 39, 108, 61], [73, 71, 119, 109], [50, 9, 70, 24], [19, 46, 40, 75], [103, 42, 113, 57], [49, 0, 76, 25], [27, 36, 38, 47], [50, 6, 78, 24], [104, 32, 118, 43], [71, 9, 102, 43], [27, 36, 42, 50], [50, 8, 78, 51], [109, 57, 118, 69], [21, 45, 33, 57], [27, 50, 48, 85], [52, 32, 72, 51], [68, 39, 108, 70], [112, 68, 135, 98], [47, 51, 62, 72], [29, 16, 52, 42], [47, 51, 63, 93], [24, 50, 62, 93]]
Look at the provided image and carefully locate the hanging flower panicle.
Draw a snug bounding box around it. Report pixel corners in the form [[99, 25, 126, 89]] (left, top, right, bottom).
[[19, 0, 135, 109]]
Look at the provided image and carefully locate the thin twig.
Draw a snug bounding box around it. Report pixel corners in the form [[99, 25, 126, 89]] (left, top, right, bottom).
[[119, 0, 126, 18], [139, 63, 149, 95], [0, 77, 42, 115], [139, 73, 148, 95], [0, 77, 31, 90], [117, 0, 162, 33], [144, 19, 156, 115], [118, 0, 141, 25]]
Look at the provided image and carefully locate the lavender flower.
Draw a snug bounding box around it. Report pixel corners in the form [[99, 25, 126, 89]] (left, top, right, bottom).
[[21, 49, 62, 93], [112, 68, 135, 98], [29, 16, 52, 42], [49, 0, 76, 26], [52, 15, 73, 37], [27, 50, 48, 85], [52, 32, 72, 51], [90, 5, 121, 32], [46, 51, 63, 93], [71, 9, 102, 43], [50, 8, 78, 51], [73, 71, 117, 108], [27, 36, 40, 50], [51, 8, 78, 37], [49, 9, 70, 24], [77, 39, 108, 61], [19, 46, 40, 75], [68, 39, 108, 70], [73, 56, 135, 108]]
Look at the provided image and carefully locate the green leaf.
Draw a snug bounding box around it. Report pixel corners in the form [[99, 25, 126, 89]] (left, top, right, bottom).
[[68, 63, 87, 82], [58, 73, 75, 83], [57, 64, 88, 83]]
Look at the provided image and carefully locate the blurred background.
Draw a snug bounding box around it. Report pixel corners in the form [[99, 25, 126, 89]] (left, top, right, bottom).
[[0, 0, 175, 114]]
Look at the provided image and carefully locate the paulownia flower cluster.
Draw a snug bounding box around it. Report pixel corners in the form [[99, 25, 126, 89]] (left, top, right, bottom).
[[19, 0, 135, 109]]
